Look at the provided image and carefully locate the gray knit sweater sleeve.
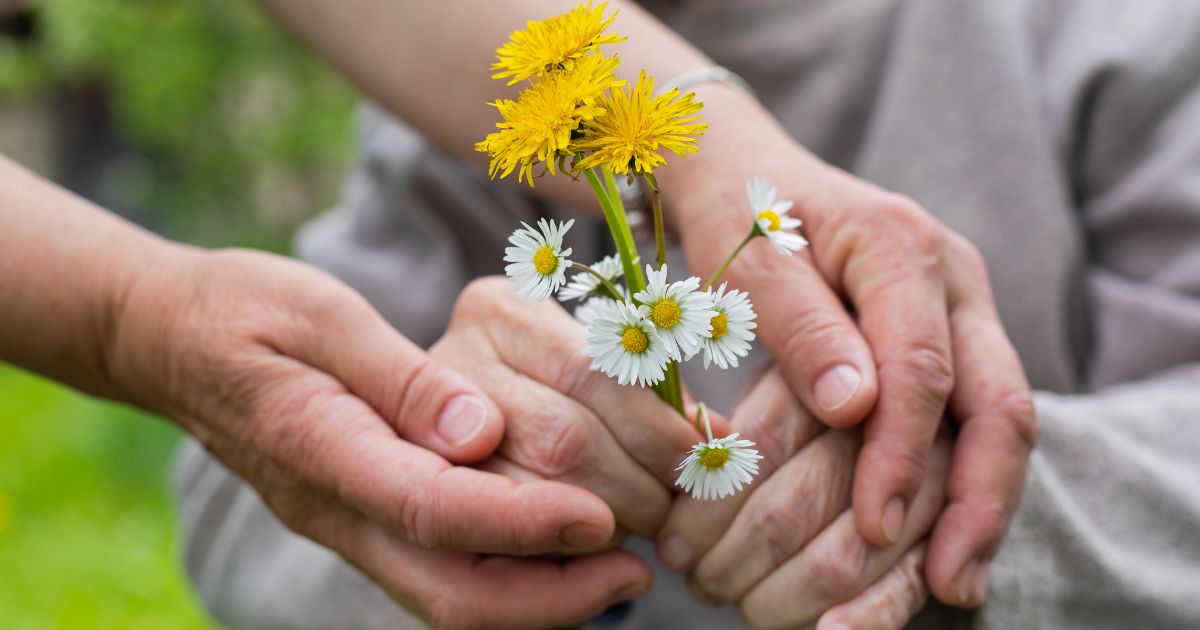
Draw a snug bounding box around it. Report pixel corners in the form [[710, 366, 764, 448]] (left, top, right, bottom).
[[980, 368, 1200, 630]]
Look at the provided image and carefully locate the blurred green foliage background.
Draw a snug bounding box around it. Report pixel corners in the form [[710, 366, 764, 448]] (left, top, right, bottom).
[[1, 0, 356, 626]]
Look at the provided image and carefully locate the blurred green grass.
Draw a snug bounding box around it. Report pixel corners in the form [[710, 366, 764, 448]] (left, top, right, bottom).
[[0, 364, 215, 628]]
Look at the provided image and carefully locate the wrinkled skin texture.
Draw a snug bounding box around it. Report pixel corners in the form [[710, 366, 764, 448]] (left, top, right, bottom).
[[106, 251, 679, 630], [661, 104, 1040, 606], [659, 368, 953, 629]]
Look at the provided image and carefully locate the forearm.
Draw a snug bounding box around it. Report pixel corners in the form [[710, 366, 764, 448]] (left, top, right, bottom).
[[257, 1, 705, 159], [254, 0, 777, 209], [0, 154, 185, 400]]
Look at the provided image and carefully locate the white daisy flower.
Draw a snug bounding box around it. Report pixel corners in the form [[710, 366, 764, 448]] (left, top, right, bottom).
[[702, 283, 758, 369], [573, 295, 618, 327], [583, 300, 671, 387], [675, 405, 762, 500], [558, 254, 625, 301], [633, 265, 717, 361], [746, 177, 808, 255], [503, 218, 574, 301]]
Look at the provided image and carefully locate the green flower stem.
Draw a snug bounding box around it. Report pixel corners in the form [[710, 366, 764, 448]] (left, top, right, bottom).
[[703, 231, 757, 292], [583, 166, 644, 297], [642, 172, 667, 270], [661, 361, 685, 416], [601, 167, 645, 292], [581, 165, 684, 415], [640, 172, 681, 414], [607, 167, 683, 415], [569, 261, 623, 301], [611, 169, 684, 415]]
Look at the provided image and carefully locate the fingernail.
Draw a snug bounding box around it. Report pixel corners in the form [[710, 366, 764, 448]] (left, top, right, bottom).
[[814, 364, 862, 411], [882, 496, 906, 543], [658, 536, 694, 570], [435, 395, 488, 447], [613, 581, 649, 601], [559, 521, 608, 548], [957, 559, 980, 605]]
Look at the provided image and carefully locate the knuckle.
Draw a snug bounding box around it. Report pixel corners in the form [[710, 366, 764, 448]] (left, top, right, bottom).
[[886, 341, 955, 403], [450, 278, 501, 325], [872, 194, 928, 231], [401, 473, 443, 549], [299, 281, 374, 329], [947, 232, 990, 282], [997, 386, 1041, 448], [390, 356, 437, 430], [547, 341, 596, 400], [909, 220, 944, 256], [811, 540, 869, 599], [691, 567, 730, 603], [899, 549, 929, 608], [749, 497, 813, 568], [782, 312, 850, 366], [877, 551, 929, 628], [965, 498, 1013, 542], [869, 438, 930, 491], [517, 408, 591, 479], [866, 195, 944, 260]]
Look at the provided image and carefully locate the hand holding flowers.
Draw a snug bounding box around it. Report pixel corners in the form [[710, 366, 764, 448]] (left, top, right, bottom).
[[479, 2, 810, 502], [660, 81, 1037, 609], [476, 0, 1036, 619]]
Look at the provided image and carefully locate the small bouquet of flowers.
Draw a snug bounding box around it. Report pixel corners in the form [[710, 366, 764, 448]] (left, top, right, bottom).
[[476, 2, 808, 500]]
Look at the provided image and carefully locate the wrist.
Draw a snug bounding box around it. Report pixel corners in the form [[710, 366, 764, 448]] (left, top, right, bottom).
[[653, 84, 815, 264], [98, 237, 206, 414]]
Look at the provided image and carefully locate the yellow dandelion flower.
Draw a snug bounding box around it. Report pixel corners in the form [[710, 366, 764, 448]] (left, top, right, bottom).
[[492, 1, 627, 86], [573, 71, 707, 175], [477, 53, 624, 186]]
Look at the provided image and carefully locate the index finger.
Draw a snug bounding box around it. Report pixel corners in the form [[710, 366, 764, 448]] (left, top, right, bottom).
[[677, 194, 881, 430], [843, 204, 956, 547], [743, 245, 881, 427]]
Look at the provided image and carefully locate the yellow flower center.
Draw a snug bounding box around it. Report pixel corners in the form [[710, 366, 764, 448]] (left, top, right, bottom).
[[700, 447, 729, 471], [621, 326, 649, 354], [533, 245, 559, 275], [710, 312, 729, 340], [650, 299, 682, 329], [756, 209, 781, 231]]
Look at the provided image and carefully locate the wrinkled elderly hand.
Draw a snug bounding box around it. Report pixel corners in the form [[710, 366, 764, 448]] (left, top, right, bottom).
[[105, 250, 677, 629], [431, 276, 708, 539], [661, 87, 1038, 607], [658, 369, 952, 629]]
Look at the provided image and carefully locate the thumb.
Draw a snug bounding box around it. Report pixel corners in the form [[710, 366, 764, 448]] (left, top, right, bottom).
[[380, 350, 506, 465], [285, 293, 505, 464]]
